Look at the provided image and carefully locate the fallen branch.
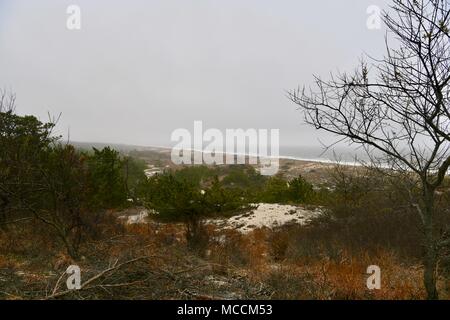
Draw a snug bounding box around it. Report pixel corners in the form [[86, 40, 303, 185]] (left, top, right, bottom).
[[51, 270, 67, 296], [0, 217, 33, 226], [45, 255, 156, 300]]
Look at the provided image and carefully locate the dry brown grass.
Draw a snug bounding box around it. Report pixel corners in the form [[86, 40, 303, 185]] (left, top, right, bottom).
[[201, 227, 448, 300], [0, 215, 448, 300]]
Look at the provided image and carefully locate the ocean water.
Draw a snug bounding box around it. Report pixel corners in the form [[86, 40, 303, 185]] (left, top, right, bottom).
[[166, 144, 375, 166], [279, 145, 373, 164]]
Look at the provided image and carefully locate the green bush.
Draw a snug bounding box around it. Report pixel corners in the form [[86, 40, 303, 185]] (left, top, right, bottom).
[[260, 176, 290, 203], [139, 167, 251, 252], [258, 175, 315, 204], [85, 147, 128, 209]]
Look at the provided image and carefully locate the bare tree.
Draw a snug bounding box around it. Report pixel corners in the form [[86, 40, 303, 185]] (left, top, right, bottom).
[[289, 0, 449, 299]]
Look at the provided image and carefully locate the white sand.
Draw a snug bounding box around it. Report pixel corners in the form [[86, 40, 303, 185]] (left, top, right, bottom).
[[118, 203, 321, 231], [208, 203, 321, 233], [118, 209, 149, 224]]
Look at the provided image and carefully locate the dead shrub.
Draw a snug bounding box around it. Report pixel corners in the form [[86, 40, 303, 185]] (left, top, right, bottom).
[[268, 230, 289, 261]]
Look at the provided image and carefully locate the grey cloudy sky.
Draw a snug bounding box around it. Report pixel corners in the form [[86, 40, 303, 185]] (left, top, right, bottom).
[[0, 0, 389, 150]]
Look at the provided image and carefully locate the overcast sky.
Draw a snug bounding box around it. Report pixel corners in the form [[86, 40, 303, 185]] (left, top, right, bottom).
[[0, 0, 389, 150]]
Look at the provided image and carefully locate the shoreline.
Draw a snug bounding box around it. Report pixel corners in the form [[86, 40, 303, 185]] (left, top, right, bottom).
[[72, 141, 366, 167], [155, 146, 364, 167]]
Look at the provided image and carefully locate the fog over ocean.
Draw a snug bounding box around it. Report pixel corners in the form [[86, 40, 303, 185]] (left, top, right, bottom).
[[279, 145, 372, 163]]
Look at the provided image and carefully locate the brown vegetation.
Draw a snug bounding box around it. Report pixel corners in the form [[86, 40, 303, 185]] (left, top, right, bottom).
[[1, 196, 448, 300]]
